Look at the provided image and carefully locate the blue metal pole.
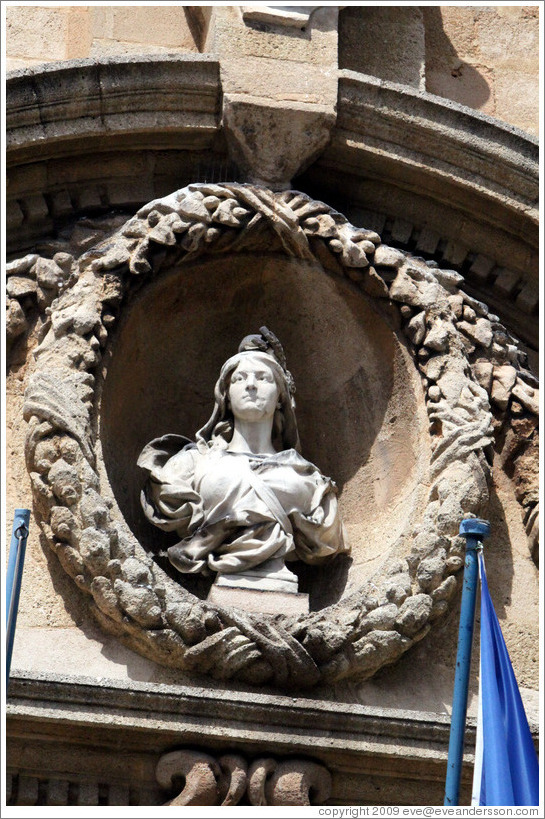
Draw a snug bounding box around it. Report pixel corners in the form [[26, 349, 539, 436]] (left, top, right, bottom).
[[444, 518, 490, 806], [6, 508, 31, 686]]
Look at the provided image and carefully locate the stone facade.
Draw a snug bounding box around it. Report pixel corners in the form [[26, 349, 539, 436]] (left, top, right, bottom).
[[6, 4, 540, 136], [4, 4, 539, 808]]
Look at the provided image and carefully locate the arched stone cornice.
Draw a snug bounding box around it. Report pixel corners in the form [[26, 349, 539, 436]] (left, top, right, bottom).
[[6, 54, 222, 164], [299, 72, 538, 347], [6, 56, 223, 254], [6, 60, 538, 346], [332, 71, 538, 243]]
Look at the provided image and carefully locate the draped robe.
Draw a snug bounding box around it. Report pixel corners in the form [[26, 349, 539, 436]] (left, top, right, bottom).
[[138, 435, 348, 575]]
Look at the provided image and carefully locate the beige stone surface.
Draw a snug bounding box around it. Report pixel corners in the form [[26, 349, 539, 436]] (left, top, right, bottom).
[[339, 6, 426, 89], [423, 5, 539, 135], [6, 241, 538, 700], [6, 5, 91, 64], [494, 72, 541, 131], [93, 5, 198, 51], [5, 5, 539, 136], [207, 586, 310, 616], [208, 5, 339, 186], [220, 60, 335, 105], [205, 5, 338, 68], [5, 4, 199, 69]]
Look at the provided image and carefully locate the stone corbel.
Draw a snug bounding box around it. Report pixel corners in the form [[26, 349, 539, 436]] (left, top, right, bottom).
[[211, 5, 340, 189], [222, 95, 336, 190]]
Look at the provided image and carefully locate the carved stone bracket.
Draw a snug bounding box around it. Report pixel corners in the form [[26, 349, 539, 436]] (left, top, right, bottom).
[[15, 183, 538, 688], [156, 749, 332, 806]]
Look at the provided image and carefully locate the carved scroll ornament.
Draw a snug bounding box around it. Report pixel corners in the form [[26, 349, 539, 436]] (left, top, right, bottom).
[[156, 749, 332, 806], [14, 183, 538, 688]]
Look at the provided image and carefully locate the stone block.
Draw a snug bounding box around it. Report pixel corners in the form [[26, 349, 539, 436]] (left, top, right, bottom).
[[469, 254, 495, 283], [494, 73, 540, 136], [6, 6, 70, 61], [442, 238, 468, 266], [106, 180, 155, 208], [65, 8, 93, 60], [340, 6, 425, 88], [207, 585, 309, 616], [475, 7, 539, 69], [493, 267, 521, 297], [515, 280, 539, 315], [223, 96, 334, 189], [22, 193, 50, 223], [210, 5, 338, 67], [49, 189, 74, 219], [17, 776, 39, 806], [390, 218, 413, 245], [78, 782, 99, 806], [6, 6, 91, 63], [109, 6, 203, 50], [348, 208, 386, 236], [46, 779, 69, 806], [90, 6, 114, 40], [221, 57, 336, 107], [415, 227, 441, 255], [6, 201, 24, 231], [77, 186, 104, 211]]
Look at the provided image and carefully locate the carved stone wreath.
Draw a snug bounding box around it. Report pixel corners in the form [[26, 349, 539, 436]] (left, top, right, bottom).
[[18, 183, 538, 689]]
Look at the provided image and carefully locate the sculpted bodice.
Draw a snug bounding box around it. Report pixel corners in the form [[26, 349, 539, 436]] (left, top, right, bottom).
[[138, 435, 347, 576]]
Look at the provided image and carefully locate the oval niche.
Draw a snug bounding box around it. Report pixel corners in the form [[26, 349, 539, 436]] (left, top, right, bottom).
[[98, 251, 430, 610]]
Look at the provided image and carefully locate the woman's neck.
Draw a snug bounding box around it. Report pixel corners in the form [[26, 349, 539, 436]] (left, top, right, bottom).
[[228, 419, 276, 455]]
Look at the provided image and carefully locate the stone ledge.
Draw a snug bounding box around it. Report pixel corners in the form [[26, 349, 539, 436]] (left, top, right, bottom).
[[6, 54, 222, 162], [335, 72, 538, 232], [10, 670, 536, 806], [7, 670, 538, 755], [4, 670, 461, 806], [6, 669, 466, 758]]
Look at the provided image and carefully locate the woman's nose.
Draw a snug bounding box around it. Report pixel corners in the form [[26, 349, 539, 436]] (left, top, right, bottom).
[[245, 374, 257, 389]]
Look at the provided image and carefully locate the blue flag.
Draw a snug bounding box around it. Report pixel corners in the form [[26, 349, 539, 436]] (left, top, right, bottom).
[[472, 552, 539, 806]]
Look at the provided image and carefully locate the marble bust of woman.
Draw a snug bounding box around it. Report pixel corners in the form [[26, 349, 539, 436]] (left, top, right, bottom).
[[138, 328, 349, 594]]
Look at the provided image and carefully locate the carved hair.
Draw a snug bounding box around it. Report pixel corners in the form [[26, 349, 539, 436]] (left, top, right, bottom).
[[196, 350, 301, 452]]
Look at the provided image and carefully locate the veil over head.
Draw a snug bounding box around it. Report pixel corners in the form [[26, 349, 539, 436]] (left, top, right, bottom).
[[196, 327, 300, 451]]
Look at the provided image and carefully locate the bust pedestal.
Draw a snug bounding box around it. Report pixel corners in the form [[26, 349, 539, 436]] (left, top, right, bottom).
[[207, 558, 309, 613], [207, 584, 309, 615]]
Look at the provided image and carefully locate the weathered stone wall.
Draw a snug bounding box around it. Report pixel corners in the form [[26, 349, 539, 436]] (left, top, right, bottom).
[[423, 4, 539, 135], [6, 4, 539, 135], [5, 4, 201, 69], [6, 186, 539, 708], [337, 5, 539, 136]]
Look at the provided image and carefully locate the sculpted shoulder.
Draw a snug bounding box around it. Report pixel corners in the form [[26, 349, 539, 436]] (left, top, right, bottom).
[[137, 434, 198, 483]]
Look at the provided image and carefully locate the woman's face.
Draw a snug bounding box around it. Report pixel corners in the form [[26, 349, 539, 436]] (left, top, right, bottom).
[[228, 356, 280, 423]]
